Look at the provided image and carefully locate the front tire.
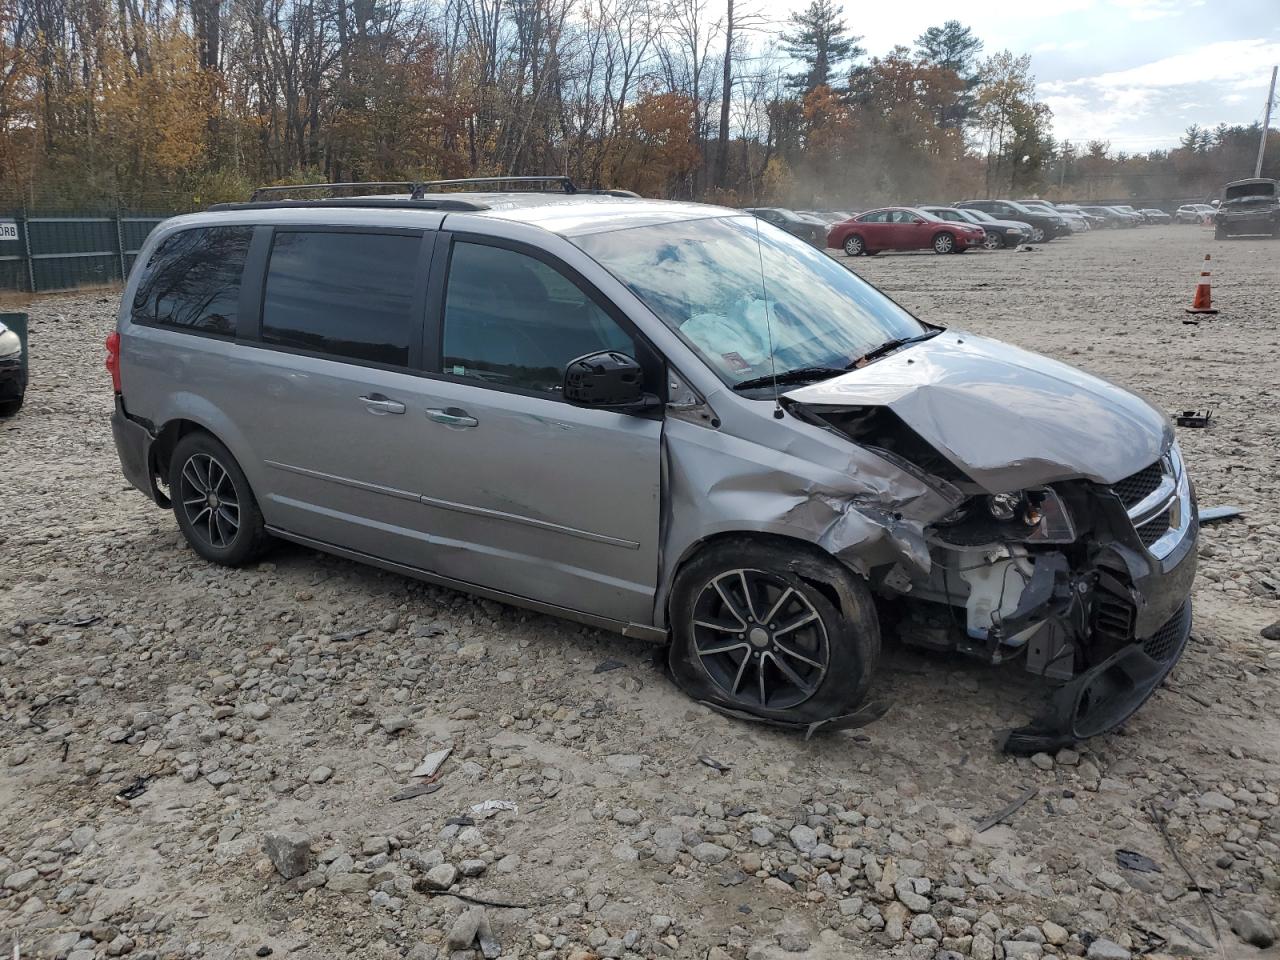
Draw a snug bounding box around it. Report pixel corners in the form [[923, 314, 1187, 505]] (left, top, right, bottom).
[[983, 231, 1005, 250], [169, 431, 270, 566], [0, 396, 22, 417], [668, 539, 880, 724], [1029, 227, 1045, 243], [843, 234, 865, 257], [932, 232, 955, 254]]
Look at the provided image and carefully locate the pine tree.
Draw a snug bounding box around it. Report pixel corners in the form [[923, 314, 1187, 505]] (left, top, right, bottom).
[[914, 20, 983, 128], [780, 0, 863, 94]]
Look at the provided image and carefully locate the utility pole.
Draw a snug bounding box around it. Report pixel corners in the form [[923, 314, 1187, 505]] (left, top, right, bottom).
[[1255, 65, 1277, 178]]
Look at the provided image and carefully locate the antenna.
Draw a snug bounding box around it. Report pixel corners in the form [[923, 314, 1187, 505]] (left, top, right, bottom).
[[750, 217, 785, 419]]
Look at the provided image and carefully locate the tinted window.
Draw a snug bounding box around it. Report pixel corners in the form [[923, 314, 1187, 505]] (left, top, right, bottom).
[[442, 242, 636, 394], [857, 211, 885, 223], [132, 227, 252, 336], [261, 231, 420, 366]]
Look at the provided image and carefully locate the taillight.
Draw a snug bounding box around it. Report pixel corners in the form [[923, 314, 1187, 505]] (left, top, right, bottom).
[[105, 331, 121, 393]]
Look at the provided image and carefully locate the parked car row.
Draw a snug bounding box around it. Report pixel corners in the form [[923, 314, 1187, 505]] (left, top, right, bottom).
[[745, 198, 1194, 257]]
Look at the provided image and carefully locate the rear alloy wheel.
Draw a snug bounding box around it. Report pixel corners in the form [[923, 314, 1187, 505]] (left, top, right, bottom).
[[843, 234, 864, 257], [983, 231, 1005, 250], [668, 540, 880, 724], [169, 432, 270, 566], [932, 232, 955, 254], [1029, 227, 1045, 243]]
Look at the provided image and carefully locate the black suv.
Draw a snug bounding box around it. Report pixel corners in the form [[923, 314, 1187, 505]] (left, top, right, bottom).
[[954, 200, 1068, 243], [1214, 179, 1280, 239]]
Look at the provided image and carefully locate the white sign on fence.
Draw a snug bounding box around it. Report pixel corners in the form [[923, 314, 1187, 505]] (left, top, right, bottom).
[[0, 220, 17, 241]]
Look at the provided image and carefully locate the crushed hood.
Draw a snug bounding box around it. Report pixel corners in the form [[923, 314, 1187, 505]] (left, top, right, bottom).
[[784, 330, 1172, 491]]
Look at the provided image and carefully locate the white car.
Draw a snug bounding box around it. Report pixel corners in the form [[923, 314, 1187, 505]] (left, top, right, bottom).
[[1174, 204, 1215, 225]]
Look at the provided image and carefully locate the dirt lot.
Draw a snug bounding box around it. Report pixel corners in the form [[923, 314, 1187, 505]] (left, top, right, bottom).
[[2, 224, 1278, 960]]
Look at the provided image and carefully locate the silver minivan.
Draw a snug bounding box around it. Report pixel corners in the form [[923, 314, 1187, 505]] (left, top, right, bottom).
[[109, 179, 1197, 752]]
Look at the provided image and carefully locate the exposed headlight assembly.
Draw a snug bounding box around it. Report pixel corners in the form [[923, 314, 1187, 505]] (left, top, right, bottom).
[[933, 488, 1076, 545]]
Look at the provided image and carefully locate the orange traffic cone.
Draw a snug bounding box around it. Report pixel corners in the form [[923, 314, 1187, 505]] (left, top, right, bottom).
[[1186, 254, 1218, 315]]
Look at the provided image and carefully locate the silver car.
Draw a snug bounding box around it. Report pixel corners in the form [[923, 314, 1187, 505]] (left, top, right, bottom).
[[109, 180, 1198, 752]]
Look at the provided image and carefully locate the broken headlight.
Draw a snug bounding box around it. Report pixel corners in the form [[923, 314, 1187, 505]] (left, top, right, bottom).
[[933, 488, 1076, 545]]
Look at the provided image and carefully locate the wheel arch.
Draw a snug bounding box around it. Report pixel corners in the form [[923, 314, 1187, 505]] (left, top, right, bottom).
[[148, 399, 264, 507], [661, 529, 875, 631]]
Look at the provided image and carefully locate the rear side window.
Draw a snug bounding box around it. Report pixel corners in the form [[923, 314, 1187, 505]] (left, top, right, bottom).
[[132, 226, 253, 336], [442, 241, 636, 394], [261, 231, 421, 367]]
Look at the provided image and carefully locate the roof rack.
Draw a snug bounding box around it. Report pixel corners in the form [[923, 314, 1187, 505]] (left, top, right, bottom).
[[209, 197, 489, 213], [415, 176, 580, 194], [249, 181, 427, 202]]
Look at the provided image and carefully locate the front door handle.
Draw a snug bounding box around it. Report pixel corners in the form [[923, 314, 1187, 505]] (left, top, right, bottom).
[[361, 394, 406, 415], [425, 407, 478, 428]]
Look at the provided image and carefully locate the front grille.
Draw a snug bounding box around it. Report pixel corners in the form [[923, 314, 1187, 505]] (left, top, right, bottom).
[[1136, 509, 1172, 547], [1113, 461, 1163, 509], [1142, 602, 1190, 662]]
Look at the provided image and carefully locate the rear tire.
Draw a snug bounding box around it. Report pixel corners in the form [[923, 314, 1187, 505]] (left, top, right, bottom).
[[668, 539, 880, 724], [932, 232, 955, 254], [169, 431, 270, 566], [843, 234, 865, 257], [0, 396, 21, 417]]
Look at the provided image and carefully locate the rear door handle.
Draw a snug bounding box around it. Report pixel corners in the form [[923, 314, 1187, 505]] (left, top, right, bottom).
[[425, 407, 478, 428], [361, 394, 406, 415]]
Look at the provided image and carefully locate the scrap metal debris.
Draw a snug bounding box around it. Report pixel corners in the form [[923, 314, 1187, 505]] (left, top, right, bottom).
[[1175, 409, 1212, 428], [332, 626, 374, 642], [1198, 505, 1243, 525], [1116, 848, 1163, 873], [409, 745, 453, 779], [469, 799, 517, 818], [975, 786, 1038, 833], [114, 776, 152, 803], [1148, 800, 1224, 950], [389, 783, 442, 802], [698, 755, 731, 773], [593, 658, 626, 674]]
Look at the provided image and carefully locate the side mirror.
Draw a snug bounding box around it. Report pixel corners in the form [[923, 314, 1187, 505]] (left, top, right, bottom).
[[911, 217, 925, 224], [563, 351, 658, 412]]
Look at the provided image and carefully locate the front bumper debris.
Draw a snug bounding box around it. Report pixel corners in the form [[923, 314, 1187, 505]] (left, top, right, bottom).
[[1003, 601, 1192, 754]]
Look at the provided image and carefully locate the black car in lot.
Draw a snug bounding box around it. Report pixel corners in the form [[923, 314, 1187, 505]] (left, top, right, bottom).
[[1214, 179, 1280, 239], [920, 206, 1028, 249], [0, 314, 27, 416], [743, 207, 829, 247], [954, 199, 1068, 242]]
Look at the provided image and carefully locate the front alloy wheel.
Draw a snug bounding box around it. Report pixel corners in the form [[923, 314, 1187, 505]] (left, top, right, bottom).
[[843, 234, 864, 256], [932, 232, 955, 254], [691, 569, 830, 711], [983, 231, 1004, 250], [1029, 227, 1045, 243]]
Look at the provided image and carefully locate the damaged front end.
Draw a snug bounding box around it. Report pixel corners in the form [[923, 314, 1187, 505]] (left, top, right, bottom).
[[784, 332, 1199, 752]]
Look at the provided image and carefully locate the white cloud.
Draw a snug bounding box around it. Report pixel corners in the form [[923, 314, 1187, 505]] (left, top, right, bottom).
[[1039, 37, 1280, 148], [1110, 0, 1195, 21]]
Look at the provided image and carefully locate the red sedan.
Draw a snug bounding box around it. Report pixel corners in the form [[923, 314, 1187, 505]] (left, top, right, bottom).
[[827, 207, 986, 256]]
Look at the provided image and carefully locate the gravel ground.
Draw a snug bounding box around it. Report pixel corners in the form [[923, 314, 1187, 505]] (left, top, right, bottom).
[[1, 225, 1278, 960]]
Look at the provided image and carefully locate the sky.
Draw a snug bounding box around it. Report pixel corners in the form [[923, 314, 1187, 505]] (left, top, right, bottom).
[[775, 0, 1280, 153]]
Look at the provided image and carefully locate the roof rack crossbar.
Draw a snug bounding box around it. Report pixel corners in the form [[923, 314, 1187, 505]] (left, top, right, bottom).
[[414, 176, 579, 195]]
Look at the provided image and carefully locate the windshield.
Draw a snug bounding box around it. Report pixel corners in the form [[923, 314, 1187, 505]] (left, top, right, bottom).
[[573, 215, 926, 389]]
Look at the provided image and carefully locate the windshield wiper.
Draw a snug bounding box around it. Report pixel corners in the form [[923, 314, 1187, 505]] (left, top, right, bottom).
[[732, 366, 848, 391], [845, 329, 941, 369]]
